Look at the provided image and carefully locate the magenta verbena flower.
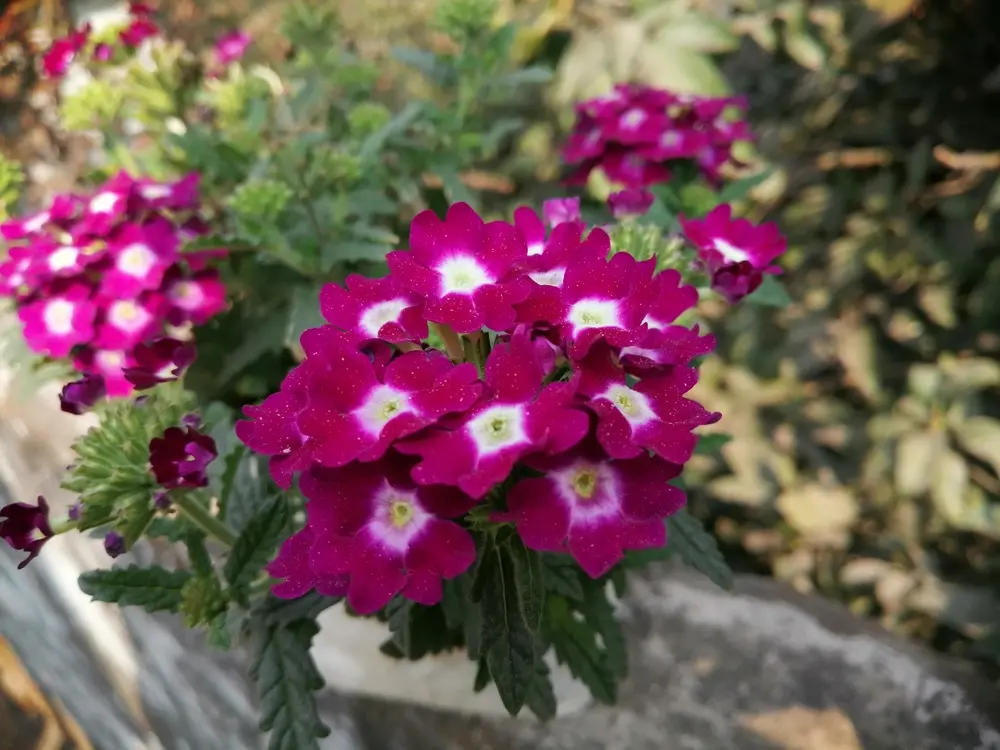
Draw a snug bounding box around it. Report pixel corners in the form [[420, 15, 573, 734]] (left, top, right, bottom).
[[0, 496, 54, 569], [59, 373, 107, 415], [296, 332, 483, 469], [579, 346, 721, 463], [120, 17, 160, 48], [563, 83, 752, 189], [397, 334, 589, 499], [149, 425, 218, 489], [504, 442, 686, 577], [319, 274, 427, 344], [268, 527, 349, 600], [41, 24, 91, 79], [0, 171, 228, 397], [608, 188, 654, 219], [542, 197, 582, 229], [680, 203, 787, 303], [213, 30, 251, 66], [386, 202, 532, 334], [293, 456, 477, 614]]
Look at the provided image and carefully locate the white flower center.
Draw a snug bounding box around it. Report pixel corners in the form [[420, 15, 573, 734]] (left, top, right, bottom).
[[48, 246, 79, 272], [527, 241, 545, 256], [96, 350, 125, 370], [567, 298, 621, 332], [43, 299, 75, 335], [24, 212, 50, 233], [90, 191, 119, 214], [169, 281, 205, 309], [437, 256, 492, 296], [528, 268, 566, 287], [713, 239, 749, 264], [355, 385, 413, 436], [621, 108, 647, 129], [118, 243, 156, 277], [359, 298, 409, 338], [369, 484, 429, 552], [553, 461, 620, 523], [141, 184, 172, 200], [108, 300, 150, 332], [467, 404, 527, 455], [601, 384, 655, 426]]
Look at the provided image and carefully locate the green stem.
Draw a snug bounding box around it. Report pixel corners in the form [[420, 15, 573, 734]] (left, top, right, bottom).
[[174, 493, 237, 547]]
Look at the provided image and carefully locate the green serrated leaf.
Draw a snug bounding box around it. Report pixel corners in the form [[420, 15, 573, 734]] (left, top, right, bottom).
[[78, 565, 193, 613], [510, 537, 544, 631], [224, 494, 290, 601], [746, 275, 792, 308], [481, 544, 537, 715], [546, 596, 616, 704], [716, 169, 774, 204], [541, 554, 584, 601], [254, 592, 339, 627], [525, 654, 557, 721], [694, 433, 733, 455], [473, 657, 491, 692], [385, 596, 413, 657], [469, 532, 497, 603], [225, 452, 280, 534], [358, 101, 426, 161], [185, 532, 214, 577], [667, 509, 733, 590], [249, 619, 331, 750], [582, 583, 627, 679]]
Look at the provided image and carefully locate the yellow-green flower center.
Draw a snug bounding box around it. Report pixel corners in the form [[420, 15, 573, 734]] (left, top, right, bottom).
[[389, 499, 415, 528], [572, 469, 598, 500]]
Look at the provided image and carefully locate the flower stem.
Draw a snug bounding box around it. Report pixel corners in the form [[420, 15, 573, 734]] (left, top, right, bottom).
[[434, 324, 464, 361], [174, 493, 237, 547]]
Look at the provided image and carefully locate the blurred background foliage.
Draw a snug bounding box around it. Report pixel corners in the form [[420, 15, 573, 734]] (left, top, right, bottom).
[[4, 0, 1000, 677]]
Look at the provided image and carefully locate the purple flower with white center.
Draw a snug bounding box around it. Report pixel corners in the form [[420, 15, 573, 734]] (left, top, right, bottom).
[[296, 456, 477, 614], [296, 335, 482, 468], [398, 334, 589, 499], [386, 202, 532, 334], [96, 295, 163, 350], [549, 249, 658, 361], [577, 346, 721, 463], [319, 274, 427, 344], [101, 220, 178, 298], [504, 441, 686, 578], [59, 373, 107, 415], [18, 283, 97, 358]]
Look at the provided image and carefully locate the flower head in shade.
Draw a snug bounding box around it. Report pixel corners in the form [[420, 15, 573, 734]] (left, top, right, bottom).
[[213, 30, 251, 66], [122, 337, 197, 390], [386, 202, 532, 333], [149, 426, 218, 489], [0, 496, 53, 569], [59, 373, 107, 415], [608, 188, 654, 219], [291, 456, 477, 614], [505, 442, 686, 577]]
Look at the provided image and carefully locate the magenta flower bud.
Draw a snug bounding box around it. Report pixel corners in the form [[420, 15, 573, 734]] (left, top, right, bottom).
[[68, 503, 82, 521], [213, 30, 251, 66], [153, 491, 171, 510]]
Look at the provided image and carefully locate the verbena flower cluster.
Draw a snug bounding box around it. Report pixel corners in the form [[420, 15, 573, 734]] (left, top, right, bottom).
[[0, 171, 227, 397], [42, 2, 161, 78], [564, 83, 752, 189], [237, 201, 722, 614]]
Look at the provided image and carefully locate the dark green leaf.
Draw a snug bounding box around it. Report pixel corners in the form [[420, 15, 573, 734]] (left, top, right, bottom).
[[441, 577, 468, 631], [464, 598, 483, 661], [510, 537, 544, 631], [582, 583, 627, 679], [488, 66, 553, 88], [746, 275, 792, 308], [285, 284, 326, 351], [473, 657, 491, 693], [694, 433, 733, 455], [525, 655, 557, 721], [481, 545, 537, 715], [717, 168, 774, 204], [390, 48, 456, 86], [249, 618, 330, 750], [345, 188, 397, 218], [438, 168, 477, 208], [385, 596, 413, 657], [146, 517, 194, 542], [546, 597, 616, 704], [78, 565, 193, 613], [224, 494, 290, 601], [469, 532, 497, 603], [358, 101, 426, 161], [667, 509, 734, 590], [208, 612, 233, 650], [225, 452, 280, 534], [254, 592, 339, 627], [541, 554, 584, 601], [119, 496, 155, 547], [185, 532, 214, 577]]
